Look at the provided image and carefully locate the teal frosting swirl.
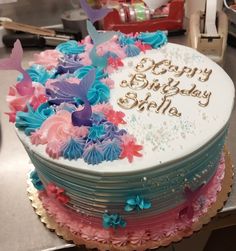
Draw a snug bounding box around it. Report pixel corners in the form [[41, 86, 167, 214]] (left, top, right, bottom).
[[137, 31, 167, 49], [119, 34, 136, 47], [125, 44, 141, 57], [15, 103, 55, 136], [30, 170, 44, 191], [17, 64, 56, 85], [87, 81, 110, 105], [103, 139, 121, 161], [56, 40, 85, 55], [62, 138, 85, 160], [83, 144, 104, 165], [73, 65, 107, 80]]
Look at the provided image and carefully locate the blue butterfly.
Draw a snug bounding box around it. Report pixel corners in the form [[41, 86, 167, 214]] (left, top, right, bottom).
[[125, 195, 152, 212]]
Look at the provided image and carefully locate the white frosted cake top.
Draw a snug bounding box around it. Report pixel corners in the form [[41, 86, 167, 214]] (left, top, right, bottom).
[[19, 43, 234, 173]]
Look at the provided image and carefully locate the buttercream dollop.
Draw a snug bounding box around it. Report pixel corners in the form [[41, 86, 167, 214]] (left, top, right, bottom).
[[15, 103, 55, 135], [137, 31, 167, 49], [62, 138, 85, 160], [56, 40, 85, 55]]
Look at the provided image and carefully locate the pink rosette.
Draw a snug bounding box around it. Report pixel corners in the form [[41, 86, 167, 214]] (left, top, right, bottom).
[[129, 230, 150, 245], [80, 226, 96, 241], [73, 126, 88, 138], [111, 234, 129, 247], [31, 110, 85, 158], [30, 50, 62, 70], [92, 103, 113, 114], [96, 229, 111, 244], [101, 77, 114, 89]]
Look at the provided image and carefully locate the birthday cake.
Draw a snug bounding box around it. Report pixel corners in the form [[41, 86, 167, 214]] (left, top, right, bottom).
[[1, 20, 234, 249]]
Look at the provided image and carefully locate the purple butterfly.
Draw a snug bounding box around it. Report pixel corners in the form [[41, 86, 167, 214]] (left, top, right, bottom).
[[0, 39, 34, 96], [80, 0, 112, 24], [179, 184, 204, 220]]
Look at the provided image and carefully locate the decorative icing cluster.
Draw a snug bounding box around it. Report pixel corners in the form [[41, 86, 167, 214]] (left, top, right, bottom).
[[1, 21, 167, 165]]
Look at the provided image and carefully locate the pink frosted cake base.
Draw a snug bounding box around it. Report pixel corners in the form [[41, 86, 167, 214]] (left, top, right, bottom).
[[28, 151, 233, 251]]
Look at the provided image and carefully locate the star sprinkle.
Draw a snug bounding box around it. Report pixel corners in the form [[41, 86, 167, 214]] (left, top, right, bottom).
[[105, 110, 126, 126], [120, 140, 143, 163]]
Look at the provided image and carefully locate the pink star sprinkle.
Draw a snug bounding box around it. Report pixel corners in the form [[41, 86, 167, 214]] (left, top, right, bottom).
[[105, 110, 126, 126], [107, 57, 124, 70], [135, 41, 152, 53], [120, 141, 143, 163]]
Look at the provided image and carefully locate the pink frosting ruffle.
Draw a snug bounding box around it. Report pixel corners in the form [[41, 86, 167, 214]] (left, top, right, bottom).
[[30, 50, 62, 70]]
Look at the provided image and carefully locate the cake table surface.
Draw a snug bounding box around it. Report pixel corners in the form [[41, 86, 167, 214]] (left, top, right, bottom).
[[0, 36, 236, 251]]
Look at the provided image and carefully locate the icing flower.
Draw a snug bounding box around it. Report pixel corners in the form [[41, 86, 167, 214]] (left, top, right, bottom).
[[56, 40, 85, 55], [46, 140, 65, 159], [6, 80, 46, 123], [120, 136, 143, 163], [92, 103, 113, 114], [17, 64, 56, 85], [31, 110, 73, 146], [56, 54, 83, 74], [137, 31, 167, 49], [106, 57, 124, 73], [62, 138, 85, 160], [105, 110, 126, 126], [101, 77, 114, 89], [129, 230, 150, 245], [80, 226, 96, 241], [15, 103, 55, 136], [83, 143, 104, 165], [102, 213, 126, 229], [46, 183, 70, 204], [125, 44, 141, 57], [103, 123, 127, 140], [74, 65, 107, 81], [87, 81, 110, 105], [118, 34, 136, 47], [96, 229, 111, 244], [88, 124, 105, 140], [30, 170, 44, 191], [111, 235, 128, 247], [96, 38, 126, 59], [102, 139, 122, 161], [30, 50, 62, 70], [134, 40, 152, 52], [124, 195, 151, 212]]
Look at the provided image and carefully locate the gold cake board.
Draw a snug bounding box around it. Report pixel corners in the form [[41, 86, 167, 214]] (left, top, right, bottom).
[[27, 148, 234, 251]]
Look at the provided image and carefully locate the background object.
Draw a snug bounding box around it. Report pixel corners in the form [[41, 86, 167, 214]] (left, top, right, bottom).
[[61, 8, 88, 38], [185, 0, 224, 18], [0, 17, 12, 48]]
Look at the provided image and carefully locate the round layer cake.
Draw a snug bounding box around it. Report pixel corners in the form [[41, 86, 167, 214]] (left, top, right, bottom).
[[5, 30, 234, 248]]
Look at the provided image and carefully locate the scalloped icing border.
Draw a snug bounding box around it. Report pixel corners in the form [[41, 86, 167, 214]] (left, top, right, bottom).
[[27, 147, 234, 251]]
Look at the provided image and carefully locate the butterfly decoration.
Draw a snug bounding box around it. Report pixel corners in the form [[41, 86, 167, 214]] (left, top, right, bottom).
[[103, 213, 126, 229], [0, 39, 34, 96], [179, 184, 204, 220], [125, 195, 152, 212]]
